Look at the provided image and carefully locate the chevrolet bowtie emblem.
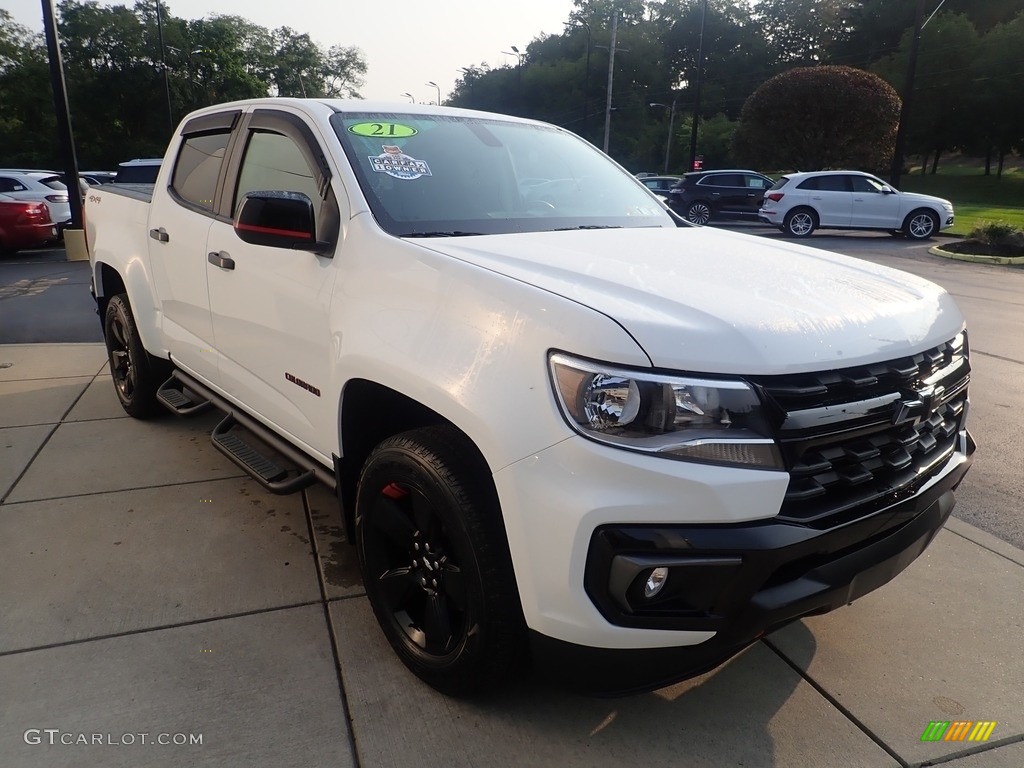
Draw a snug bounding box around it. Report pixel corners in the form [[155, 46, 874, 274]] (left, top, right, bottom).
[[893, 385, 942, 425]]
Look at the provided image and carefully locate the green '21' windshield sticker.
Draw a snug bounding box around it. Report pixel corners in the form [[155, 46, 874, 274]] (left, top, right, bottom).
[[348, 122, 418, 138]]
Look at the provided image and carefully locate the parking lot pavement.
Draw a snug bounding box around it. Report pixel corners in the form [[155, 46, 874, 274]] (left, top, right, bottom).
[[2, 343, 1022, 767]]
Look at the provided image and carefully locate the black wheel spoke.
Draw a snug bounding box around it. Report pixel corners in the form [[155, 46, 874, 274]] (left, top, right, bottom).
[[372, 496, 417, 549], [377, 566, 415, 607], [423, 593, 453, 654], [440, 561, 467, 610]]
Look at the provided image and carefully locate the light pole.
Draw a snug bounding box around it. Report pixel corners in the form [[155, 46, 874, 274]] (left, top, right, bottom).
[[426, 80, 441, 105], [688, 0, 708, 171], [649, 99, 677, 174], [401, 92, 415, 103]]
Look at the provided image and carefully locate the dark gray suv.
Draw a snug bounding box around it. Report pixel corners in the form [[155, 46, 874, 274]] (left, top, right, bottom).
[[667, 170, 774, 225]]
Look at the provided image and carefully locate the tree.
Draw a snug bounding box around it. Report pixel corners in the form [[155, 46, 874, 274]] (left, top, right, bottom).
[[732, 65, 901, 171], [970, 14, 1024, 176], [753, 0, 846, 65]]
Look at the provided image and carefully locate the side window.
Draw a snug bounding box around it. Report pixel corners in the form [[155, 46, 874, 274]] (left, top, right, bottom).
[[850, 175, 886, 193], [745, 175, 770, 189], [796, 177, 819, 191], [702, 174, 742, 187], [235, 131, 321, 215], [0, 178, 25, 192], [816, 175, 850, 192], [171, 131, 231, 211]]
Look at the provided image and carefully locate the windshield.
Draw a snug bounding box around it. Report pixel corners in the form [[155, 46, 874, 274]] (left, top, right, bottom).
[[331, 112, 675, 237]]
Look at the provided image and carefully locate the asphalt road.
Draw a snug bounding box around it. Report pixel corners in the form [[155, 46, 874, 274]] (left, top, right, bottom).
[[2, 231, 1021, 550]]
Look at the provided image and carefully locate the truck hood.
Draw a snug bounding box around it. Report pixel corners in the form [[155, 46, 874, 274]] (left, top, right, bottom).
[[415, 227, 964, 375]]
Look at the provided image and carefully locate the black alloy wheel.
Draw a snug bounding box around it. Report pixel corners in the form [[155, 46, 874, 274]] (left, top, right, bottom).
[[686, 201, 712, 226], [355, 425, 525, 696], [103, 294, 166, 418]]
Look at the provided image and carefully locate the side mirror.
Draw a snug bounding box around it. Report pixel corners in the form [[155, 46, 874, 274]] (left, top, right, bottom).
[[880, 186, 896, 195], [234, 191, 327, 252]]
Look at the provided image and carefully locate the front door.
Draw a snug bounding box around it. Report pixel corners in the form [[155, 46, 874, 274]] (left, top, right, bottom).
[[206, 109, 344, 460]]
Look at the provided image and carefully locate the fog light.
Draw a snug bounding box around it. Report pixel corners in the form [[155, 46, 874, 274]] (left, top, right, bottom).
[[644, 567, 669, 599]]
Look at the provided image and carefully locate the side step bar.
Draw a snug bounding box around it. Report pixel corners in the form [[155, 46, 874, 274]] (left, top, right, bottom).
[[157, 377, 212, 416], [159, 370, 336, 495]]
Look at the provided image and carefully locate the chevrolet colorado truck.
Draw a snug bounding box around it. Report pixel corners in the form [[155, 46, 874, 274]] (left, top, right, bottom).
[[84, 98, 975, 696]]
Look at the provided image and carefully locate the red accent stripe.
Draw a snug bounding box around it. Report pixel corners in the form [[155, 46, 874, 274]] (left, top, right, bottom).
[[236, 221, 313, 239]]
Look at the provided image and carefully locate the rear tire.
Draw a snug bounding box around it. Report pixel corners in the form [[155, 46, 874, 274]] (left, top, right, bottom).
[[904, 209, 938, 240], [103, 294, 168, 419], [784, 208, 817, 238], [355, 425, 526, 696], [685, 201, 712, 226]]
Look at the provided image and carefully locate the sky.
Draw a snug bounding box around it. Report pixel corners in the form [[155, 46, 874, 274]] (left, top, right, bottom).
[[6, 0, 578, 102]]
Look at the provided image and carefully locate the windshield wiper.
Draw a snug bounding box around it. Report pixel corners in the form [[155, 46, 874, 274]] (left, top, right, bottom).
[[552, 225, 623, 231], [404, 230, 485, 238]]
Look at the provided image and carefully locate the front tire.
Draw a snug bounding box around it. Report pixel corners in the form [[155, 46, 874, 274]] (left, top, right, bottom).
[[784, 208, 817, 238], [103, 294, 167, 418], [355, 425, 526, 696], [904, 209, 938, 240]]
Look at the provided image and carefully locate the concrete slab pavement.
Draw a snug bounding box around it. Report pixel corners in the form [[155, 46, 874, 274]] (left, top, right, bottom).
[[1, 343, 1022, 767]]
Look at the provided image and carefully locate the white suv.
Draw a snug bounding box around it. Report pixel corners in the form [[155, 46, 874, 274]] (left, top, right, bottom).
[[759, 170, 954, 239], [0, 171, 72, 234]]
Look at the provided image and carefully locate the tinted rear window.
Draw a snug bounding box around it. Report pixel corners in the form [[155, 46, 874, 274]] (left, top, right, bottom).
[[116, 164, 161, 184]]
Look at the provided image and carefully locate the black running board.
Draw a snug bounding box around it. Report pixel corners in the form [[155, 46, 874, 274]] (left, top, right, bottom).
[[157, 377, 212, 416], [161, 370, 336, 495]]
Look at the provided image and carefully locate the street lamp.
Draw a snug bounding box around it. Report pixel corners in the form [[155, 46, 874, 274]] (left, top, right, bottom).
[[426, 80, 441, 105], [401, 92, 415, 103], [502, 46, 523, 67], [649, 99, 678, 174]]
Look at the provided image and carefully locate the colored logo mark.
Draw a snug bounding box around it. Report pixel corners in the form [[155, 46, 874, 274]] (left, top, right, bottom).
[[920, 721, 997, 742]]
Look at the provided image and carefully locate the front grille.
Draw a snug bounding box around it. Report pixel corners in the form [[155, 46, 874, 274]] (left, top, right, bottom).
[[748, 334, 969, 528]]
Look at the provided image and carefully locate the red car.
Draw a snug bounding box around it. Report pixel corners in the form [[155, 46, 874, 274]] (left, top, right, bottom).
[[0, 193, 57, 255]]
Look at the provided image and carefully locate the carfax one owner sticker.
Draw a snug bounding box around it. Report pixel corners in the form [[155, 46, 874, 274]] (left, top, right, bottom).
[[369, 145, 432, 180]]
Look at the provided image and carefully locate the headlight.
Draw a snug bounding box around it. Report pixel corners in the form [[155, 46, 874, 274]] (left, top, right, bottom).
[[549, 353, 783, 469]]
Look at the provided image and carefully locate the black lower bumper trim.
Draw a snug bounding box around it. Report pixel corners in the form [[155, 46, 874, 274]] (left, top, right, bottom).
[[534, 444, 972, 696]]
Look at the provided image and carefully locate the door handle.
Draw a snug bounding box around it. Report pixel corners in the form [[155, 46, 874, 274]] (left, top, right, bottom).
[[149, 227, 169, 243], [208, 251, 235, 270]]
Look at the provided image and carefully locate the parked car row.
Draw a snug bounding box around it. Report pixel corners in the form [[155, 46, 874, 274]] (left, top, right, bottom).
[[637, 168, 954, 239]]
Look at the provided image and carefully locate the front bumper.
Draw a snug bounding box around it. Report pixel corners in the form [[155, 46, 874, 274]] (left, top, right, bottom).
[[529, 430, 973, 695]]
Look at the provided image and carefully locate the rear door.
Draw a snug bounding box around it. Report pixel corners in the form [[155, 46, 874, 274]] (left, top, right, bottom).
[[204, 107, 344, 459], [698, 173, 746, 214], [797, 175, 853, 227], [147, 110, 240, 384]]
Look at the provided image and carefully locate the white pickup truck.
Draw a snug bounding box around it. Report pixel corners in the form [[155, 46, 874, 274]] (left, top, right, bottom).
[[85, 98, 974, 696]]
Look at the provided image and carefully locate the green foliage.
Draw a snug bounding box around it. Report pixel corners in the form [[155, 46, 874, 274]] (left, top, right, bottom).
[[873, 13, 980, 171], [732, 66, 901, 172], [0, 2, 366, 168], [967, 221, 1024, 246]]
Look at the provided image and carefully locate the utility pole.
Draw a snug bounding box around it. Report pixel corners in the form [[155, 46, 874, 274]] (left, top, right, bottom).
[[40, 0, 82, 230], [688, 0, 708, 172], [602, 11, 619, 153], [155, 0, 173, 131], [890, 0, 926, 188]]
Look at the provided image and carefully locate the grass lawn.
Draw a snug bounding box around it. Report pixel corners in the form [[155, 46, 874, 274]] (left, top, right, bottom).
[[897, 158, 1024, 235]]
